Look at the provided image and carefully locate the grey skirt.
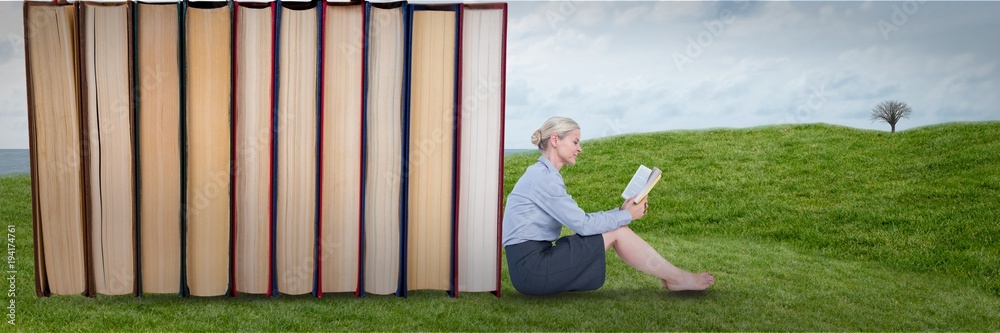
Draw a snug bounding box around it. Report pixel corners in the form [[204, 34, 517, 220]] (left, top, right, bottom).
[[505, 234, 606, 296]]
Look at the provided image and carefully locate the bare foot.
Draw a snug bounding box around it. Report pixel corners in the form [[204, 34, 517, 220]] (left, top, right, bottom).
[[661, 271, 715, 291]]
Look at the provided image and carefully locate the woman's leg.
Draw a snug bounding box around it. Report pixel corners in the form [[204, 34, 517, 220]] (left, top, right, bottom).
[[603, 226, 715, 291]]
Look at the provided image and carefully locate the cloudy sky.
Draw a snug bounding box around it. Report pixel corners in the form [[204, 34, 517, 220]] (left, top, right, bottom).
[[2, 1, 999, 149]]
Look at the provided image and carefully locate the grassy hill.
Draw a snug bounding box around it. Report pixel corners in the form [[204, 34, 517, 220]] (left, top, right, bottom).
[[507, 122, 999, 296], [3, 122, 998, 331]]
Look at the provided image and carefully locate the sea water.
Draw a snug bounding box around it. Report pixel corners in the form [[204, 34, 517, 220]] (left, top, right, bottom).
[[0, 150, 29, 176]]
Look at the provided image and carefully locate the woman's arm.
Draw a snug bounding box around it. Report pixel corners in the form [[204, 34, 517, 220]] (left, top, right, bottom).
[[532, 177, 633, 236]]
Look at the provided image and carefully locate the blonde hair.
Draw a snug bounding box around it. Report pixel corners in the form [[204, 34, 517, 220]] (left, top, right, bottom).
[[530, 116, 580, 151]]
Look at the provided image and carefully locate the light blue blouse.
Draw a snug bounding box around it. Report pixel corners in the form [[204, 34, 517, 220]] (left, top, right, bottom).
[[502, 155, 632, 247]]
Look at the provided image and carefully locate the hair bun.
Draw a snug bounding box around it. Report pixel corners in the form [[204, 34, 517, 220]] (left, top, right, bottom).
[[530, 129, 543, 146]]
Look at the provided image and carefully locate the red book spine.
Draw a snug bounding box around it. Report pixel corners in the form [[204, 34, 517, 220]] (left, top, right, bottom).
[[495, 3, 508, 298]]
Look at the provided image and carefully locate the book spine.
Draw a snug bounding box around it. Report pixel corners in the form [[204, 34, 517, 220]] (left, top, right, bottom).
[[267, 0, 277, 298], [268, 0, 281, 298], [132, 0, 142, 298], [357, 0, 369, 298], [314, 0, 325, 298], [398, 2, 411, 298], [76, 1, 97, 299], [495, 3, 508, 298], [451, 4, 463, 299], [356, 0, 367, 298], [178, 0, 189, 298], [226, 0, 236, 298], [128, 0, 140, 298], [229, 0, 240, 298]]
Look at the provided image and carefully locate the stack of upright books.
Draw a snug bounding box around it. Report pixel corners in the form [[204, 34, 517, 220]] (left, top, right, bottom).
[[23, 0, 507, 299]]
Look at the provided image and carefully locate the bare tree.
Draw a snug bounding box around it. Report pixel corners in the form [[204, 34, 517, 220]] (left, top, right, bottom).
[[870, 100, 912, 133]]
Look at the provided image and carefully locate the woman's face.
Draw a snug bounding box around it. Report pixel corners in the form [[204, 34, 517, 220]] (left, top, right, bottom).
[[552, 129, 582, 166]]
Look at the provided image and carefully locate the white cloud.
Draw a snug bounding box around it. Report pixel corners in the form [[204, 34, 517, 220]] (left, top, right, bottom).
[[3, 1, 999, 150], [648, 1, 715, 22], [0, 54, 27, 149], [503, 1, 1000, 147], [0, 1, 26, 149], [860, 1, 874, 12], [612, 4, 649, 26]]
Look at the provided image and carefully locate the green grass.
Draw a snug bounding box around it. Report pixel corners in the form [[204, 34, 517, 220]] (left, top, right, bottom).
[[4, 122, 1000, 331]]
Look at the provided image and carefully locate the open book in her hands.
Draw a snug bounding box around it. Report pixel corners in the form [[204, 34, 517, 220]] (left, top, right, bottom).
[[620, 165, 662, 204]]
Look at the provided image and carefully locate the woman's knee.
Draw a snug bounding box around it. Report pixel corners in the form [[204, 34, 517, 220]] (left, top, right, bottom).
[[603, 226, 632, 248]]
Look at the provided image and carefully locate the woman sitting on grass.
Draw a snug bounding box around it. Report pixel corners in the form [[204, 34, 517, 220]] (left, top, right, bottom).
[[503, 116, 715, 296]]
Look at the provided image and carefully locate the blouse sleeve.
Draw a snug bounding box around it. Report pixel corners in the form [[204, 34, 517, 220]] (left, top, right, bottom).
[[530, 173, 632, 236]]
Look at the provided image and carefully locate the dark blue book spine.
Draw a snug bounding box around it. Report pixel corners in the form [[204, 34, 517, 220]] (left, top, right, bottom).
[[399, 2, 412, 298], [448, 4, 461, 300], [358, 1, 370, 298], [269, 0, 282, 298], [314, 0, 324, 298], [356, 0, 367, 298], [178, 0, 190, 298], [132, 0, 143, 298]]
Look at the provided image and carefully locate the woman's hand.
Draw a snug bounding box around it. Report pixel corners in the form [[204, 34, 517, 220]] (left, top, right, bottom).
[[621, 196, 648, 220]]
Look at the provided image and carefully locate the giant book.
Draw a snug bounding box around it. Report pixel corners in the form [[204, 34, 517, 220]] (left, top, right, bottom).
[[25, 0, 92, 297], [362, 1, 407, 296], [80, 0, 138, 296], [404, 4, 459, 296], [455, 3, 506, 297], [320, 0, 364, 296], [232, 0, 276, 296], [135, 0, 184, 296], [274, 0, 321, 296], [183, 0, 233, 297]]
